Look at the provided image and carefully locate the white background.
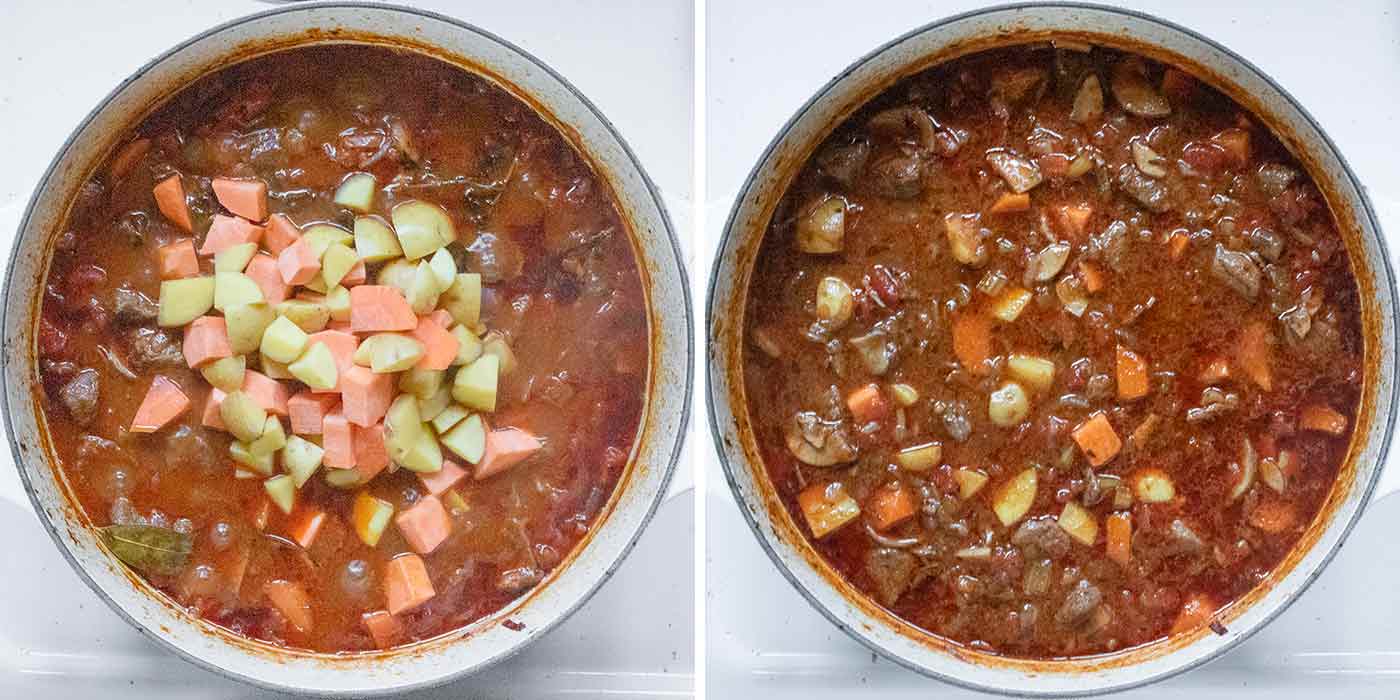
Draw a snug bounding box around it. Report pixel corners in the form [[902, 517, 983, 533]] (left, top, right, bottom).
[[0, 1, 694, 698], [704, 0, 1400, 698]]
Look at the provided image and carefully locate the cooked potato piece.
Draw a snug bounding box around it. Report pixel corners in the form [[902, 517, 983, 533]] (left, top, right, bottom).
[[321, 242, 359, 288], [991, 287, 1032, 322], [481, 331, 517, 375], [417, 384, 452, 422], [354, 333, 424, 373], [451, 325, 483, 366], [260, 316, 310, 364], [1057, 502, 1099, 546], [275, 299, 331, 333], [407, 261, 441, 314], [334, 172, 377, 213], [201, 355, 247, 393], [354, 215, 402, 263], [399, 367, 445, 400], [325, 285, 352, 322], [264, 474, 296, 514], [953, 468, 989, 499], [302, 223, 353, 258], [988, 381, 1030, 427], [428, 248, 456, 292], [441, 412, 486, 464], [157, 276, 215, 327], [388, 426, 443, 473], [452, 354, 499, 411], [230, 440, 274, 475], [376, 257, 417, 295], [430, 404, 469, 434], [214, 242, 258, 273], [288, 342, 338, 390], [815, 276, 854, 328], [1006, 354, 1055, 393], [796, 195, 846, 254], [213, 271, 264, 312], [391, 199, 455, 260], [796, 481, 860, 538], [220, 391, 268, 442], [249, 416, 287, 458], [1133, 468, 1176, 503], [282, 435, 324, 487], [993, 468, 1037, 526], [895, 442, 941, 471], [323, 468, 364, 489], [224, 302, 275, 355], [439, 273, 482, 327]]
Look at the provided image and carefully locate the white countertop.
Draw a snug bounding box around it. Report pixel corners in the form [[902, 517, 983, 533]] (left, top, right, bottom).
[[0, 1, 695, 697], [703, 0, 1400, 697]]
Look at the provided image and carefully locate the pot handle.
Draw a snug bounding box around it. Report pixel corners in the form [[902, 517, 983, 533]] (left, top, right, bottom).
[[1372, 195, 1400, 504]]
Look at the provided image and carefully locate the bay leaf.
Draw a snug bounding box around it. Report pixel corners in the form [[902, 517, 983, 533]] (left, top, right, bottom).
[[99, 524, 192, 576]]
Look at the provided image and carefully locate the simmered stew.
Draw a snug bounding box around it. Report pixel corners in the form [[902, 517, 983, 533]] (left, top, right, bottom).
[[744, 44, 1360, 658], [38, 45, 648, 652]]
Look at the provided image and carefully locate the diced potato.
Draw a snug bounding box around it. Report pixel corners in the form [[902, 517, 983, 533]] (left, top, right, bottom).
[[451, 325, 483, 366], [282, 435, 324, 488], [376, 258, 417, 295], [275, 299, 331, 333], [991, 287, 1033, 322], [430, 404, 469, 434], [895, 442, 942, 471], [325, 285, 351, 322], [249, 416, 287, 458], [417, 385, 452, 422], [302, 223, 353, 258], [324, 468, 364, 489], [1133, 468, 1176, 503], [441, 413, 486, 463], [814, 276, 854, 328], [354, 333, 425, 373], [354, 215, 402, 263], [157, 276, 215, 327], [993, 468, 1038, 526], [213, 271, 264, 312], [953, 468, 989, 499], [225, 302, 276, 355], [391, 199, 456, 260], [439, 273, 482, 327], [796, 482, 860, 538], [1057, 502, 1099, 546], [387, 425, 443, 473], [302, 272, 329, 295], [399, 367, 445, 399], [214, 242, 258, 273], [220, 391, 268, 442], [321, 242, 359, 288], [385, 393, 423, 438], [264, 475, 296, 515], [260, 355, 294, 380], [1006, 354, 1055, 393], [427, 248, 456, 292], [481, 331, 517, 375], [988, 381, 1030, 427], [407, 261, 441, 314], [352, 492, 395, 546], [288, 342, 338, 391], [201, 355, 247, 393], [452, 354, 499, 411], [889, 383, 920, 406], [795, 196, 846, 254], [260, 316, 310, 364], [334, 172, 377, 213], [230, 440, 274, 475]]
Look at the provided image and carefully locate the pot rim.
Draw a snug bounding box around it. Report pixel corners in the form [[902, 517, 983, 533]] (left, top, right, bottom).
[[706, 1, 1396, 696], [3, 1, 692, 696]]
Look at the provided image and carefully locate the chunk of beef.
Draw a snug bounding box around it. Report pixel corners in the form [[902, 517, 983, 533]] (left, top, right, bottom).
[[59, 370, 100, 426], [865, 547, 918, 606], [125, 327, 185, 371], [1116, 163, 1171, 212], [1011, 515, 1072, 558], [1055, 579, 1103, 629], [868, 153, 923, 199], [112, 286, 158, 326], [816, 138, 871, 188], [164, 425, 220, 470], [1211, 243, 1262, 301]]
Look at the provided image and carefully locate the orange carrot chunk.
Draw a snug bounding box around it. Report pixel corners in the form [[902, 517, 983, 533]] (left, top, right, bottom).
[[1072, 413, 1121, 467], [212, 177, 269, 222], [200, 214, 263, 256], [341, 366, 396, 427], [1211, 128, 1251, 166], [845, 383, 890, 424], [202, 388, 228, 430], [157, 239, 200, 279], [988, 192, 1030, 215], [395, 494, 453, 555], [264, 580, 313, 633], [361, 610, 404, 649], [385, 554, 436, 615], [1235, 321, 1273, 391], [475, 427, 543, 480], [419, 459, 468, 496], [1053, 203, 1093, 241], [153, 174, 193, 232], [244, 254, 290, 304], [182, 316, 232, 369], [1299, 404, 1348, 436], [277, 236, 321, 285], [288, 509, 327, 549], [867, 482, 916, 531], [322, 411, 356, 469], [1115, 345, 1149, 401], [952, 313, 993, 374], [349, 286, 418, 332], [1169, 594, 1217, 635], [264, 213, 301, 255], [131, 376, 190, 433], [410, 315, 460, 371], [1078, 261, 1104, 293], [287, 392, 338, 435], [1168, 231, 1190, 260], [242, 370, 289, 416], [353, 423, 391, 482], [1105, 512, 1132, 566]]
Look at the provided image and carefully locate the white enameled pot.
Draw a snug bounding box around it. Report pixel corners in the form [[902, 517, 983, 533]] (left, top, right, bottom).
[[3, 2, 690, 696], [707, 3, 1396, 695]]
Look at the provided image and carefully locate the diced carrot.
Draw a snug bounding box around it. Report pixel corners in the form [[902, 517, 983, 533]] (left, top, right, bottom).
[[385, 554, 436, 615], [341, 365, 395, 427], [988, 192, 1030, 215], [263, 213, 301, 255], [157, 239, 200, 279], [1299, 404, 1348, 436], [153, 174, 193, 232], [1168, 231, 1190, 260], [183, 316, 232, 369], [1078, 261, 1104, 293], [1235, 321, 1273, 391], [109, 138, 151, 180], [1052, 203, 1093, 241], [1169, 594, 1217, 635], [277, 236, 320, 285], [428, 309, 454, 328], [263, 580, 313, 633], [1211, 128, 1251, 166], [419, 459, 467, 496], [1116, 345, 1149, 401], [866, 482, 916, 531], [845, 383, 889, 424], [1199, 357, 1231, 383], [475, 427, 543, 480], [341, 260, 367, 287], [288, 509, 327, 549], [322, 412, 355, 469], [244, 254, 290, 304], [353, 423, 390, 481], [199, 214, 263, 256], [242, 370, 289, 416], [202, 388, 227, 430], [306, 330, 358, 394], [410, 315, 460, 371], [395, 495, 452, 554], [130, 376, 190, 433], [212, 177, 269, 222], [1250, 497, 1300, 534], [1160, 68, 1196, 101], [1105, 512, 1132, 566], [327, 319, 355, 333], [349, 286, 417, 332], [952, 313, 992, 374], [361, 610, 404, 649], [1072, 413, 1122, 467], [288, 392, 338, 435]]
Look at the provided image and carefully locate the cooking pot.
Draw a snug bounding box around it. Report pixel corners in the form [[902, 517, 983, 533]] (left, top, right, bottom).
[[706, 3, 1396, 695]]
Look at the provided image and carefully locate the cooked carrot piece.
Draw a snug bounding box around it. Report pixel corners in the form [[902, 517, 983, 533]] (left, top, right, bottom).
[[845, 383, 889, 424], [200, 214, 263, 256], [867, 482, 916, 531], [341, 366, 396, 427], [419, 459, 467, 495], [1105, 512, 1132, 566], [153, 174, 193, 232], [988, 192, 1030, 214], [475, 427, 543, 480], [1299, 404, 1348, 436], [1248, 497, 1298, 533], [322, 412, 355, 469], [131, 376, 190, 433], [157, 239, 200, 279], [1052, 203, 1093, 241], [264, 580, 313, 633], [263, 213, 301, 255], [952, 313, 992, 374], [202, 388, 227, 430], [1235, 321, 1273, 391], [109, 138, 151, 180], [410, 315, 460, 371], [352, 423, 390, 481], [428, 309, 454, 328], [1211, 128, 1251, 166], [395, 494, 453, 554], [182, 316, 232, 369], [1072, 413, 1121, 467], [341, 260, 367, 287], [287, 392, 338, 435], [1169, 594, 1217, 635], [212, 177, 269, 221], [1078, 261, 1104, 293], [288, 509, 327, 549], [349, 286, 417, 332], [361, 610, 404, 649], [385, 554, 435, 615], [1168, 231, 1190, 260], [244, 254, 290, 304], [242, 370, 289, 416], [277, 237, 320, 285], [1115, 345, 1149, 401]]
